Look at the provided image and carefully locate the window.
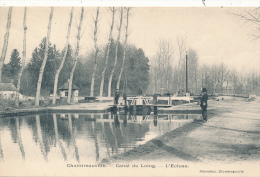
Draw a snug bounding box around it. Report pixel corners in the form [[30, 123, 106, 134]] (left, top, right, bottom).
[[65, 92, 68, 96]]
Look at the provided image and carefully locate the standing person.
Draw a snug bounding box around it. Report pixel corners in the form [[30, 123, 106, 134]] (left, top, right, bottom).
[[114, 89, 120, 105], [138, 89, 142, 96], [137, 89, 142, 105], [200, 88, 208, 122]]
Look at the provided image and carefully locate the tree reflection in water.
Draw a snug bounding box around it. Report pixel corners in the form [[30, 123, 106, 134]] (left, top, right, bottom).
[[91, 120, 100, 162], [53, 114, 67, 161], [68, 114, 79, 162], [110, 113, 119, 155], [15, 118, 25, 160], [36, 115, 48, 162], [100, 114, 111, 158], [0, 112, 200, 163]]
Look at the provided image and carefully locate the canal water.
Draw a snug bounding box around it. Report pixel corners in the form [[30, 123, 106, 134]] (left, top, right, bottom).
[[0, 112, 202, 165]]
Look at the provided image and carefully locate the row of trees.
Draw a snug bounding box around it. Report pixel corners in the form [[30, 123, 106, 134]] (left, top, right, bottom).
[[2, 41, 150, 97], [3, 40, 149, 94], [5, 37, 258, 98], [149, 38, 260, 96], [0, 7, 150, 107]]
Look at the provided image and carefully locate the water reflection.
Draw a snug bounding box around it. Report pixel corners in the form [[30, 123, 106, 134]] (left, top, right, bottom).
[[0, 112, 202, 164], [110, 113, 119, 155], [53, 114, 67, 161], [154, 114, 158, 127], [91, 121, 100, 162], [36, 115, 48, 162], [15, 118, 25, 160], [123, 112, 127, 127], [100, 114, 111, 158], [68, 114, 80, 162]]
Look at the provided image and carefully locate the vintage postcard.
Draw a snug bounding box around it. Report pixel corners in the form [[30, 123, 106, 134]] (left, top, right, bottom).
[[0, 0, 259, 176]]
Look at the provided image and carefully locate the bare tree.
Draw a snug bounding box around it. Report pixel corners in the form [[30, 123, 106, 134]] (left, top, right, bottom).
[[67, 7, 84, 103], [247, 70, 259, 95], [116, 7, 131, 90], [90, 7, 100, 97], [231, 8, 260, 40], [198, 63, 259, 95], [187, 48, 199, 94], [148, 56, 157, 93], [35, 7, 54, 106], [164, 40, 174, 91], [153, 39, 174, 93], [224, 69, 232, 94], [99, 7, 116, 97], [177, 36, 187, 91], [0, 7, 12, 84], [107, 7, 123, 97], [219, 63, 229, 94], [52, 7, 74, 105], [15, 7, 27, 107]]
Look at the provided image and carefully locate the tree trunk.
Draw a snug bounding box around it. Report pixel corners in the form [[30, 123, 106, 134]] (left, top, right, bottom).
[[90, 7, 100, 97], [177, 37, 186, 92], [35, 7, 54, 106], [0, 7, 12, 84], [52, 7, 74, 105], [67, 7, 84, 103], [99, 7, 115, 97], [15, 7, 27, 107], [116, 7, 130, 90], [195, 69, 198, 93], [108, 7, 123, 97], [226, 80, 229, 94], [201, 70, 204, 89]]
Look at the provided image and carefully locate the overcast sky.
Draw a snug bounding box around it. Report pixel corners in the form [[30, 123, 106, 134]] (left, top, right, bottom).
[[0, 6, 259, 73]]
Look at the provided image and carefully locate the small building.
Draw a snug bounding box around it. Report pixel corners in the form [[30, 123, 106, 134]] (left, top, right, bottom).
[[58, 80, 79, 103], [0, 82, 17, 100]]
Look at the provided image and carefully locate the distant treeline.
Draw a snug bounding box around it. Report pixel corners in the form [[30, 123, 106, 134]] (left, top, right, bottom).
[[148, 39, 260, 96]]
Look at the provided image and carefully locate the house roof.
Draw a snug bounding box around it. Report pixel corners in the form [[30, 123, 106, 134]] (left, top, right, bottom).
[[0, 83, 17, 91], [58, 80, 79, 90]]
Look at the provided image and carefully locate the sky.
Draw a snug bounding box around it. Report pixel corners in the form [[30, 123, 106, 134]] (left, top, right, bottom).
[[0, 5, 259, 73]]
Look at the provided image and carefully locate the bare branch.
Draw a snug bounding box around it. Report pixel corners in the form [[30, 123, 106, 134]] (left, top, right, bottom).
[[202, 0, 206, 6], [229, 8, 260, 40]]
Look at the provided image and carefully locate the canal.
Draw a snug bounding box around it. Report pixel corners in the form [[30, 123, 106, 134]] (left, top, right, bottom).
[[0, 112, 202, 164]]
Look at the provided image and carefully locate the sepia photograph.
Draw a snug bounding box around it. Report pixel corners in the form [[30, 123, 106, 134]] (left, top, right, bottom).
[[0, 0, 259, 176]]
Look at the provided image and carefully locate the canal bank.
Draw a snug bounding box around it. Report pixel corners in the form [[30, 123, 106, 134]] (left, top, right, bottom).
[[0, 100, 204, 117], [0, 102, 111, 117], [101, 98, 260, 164]]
